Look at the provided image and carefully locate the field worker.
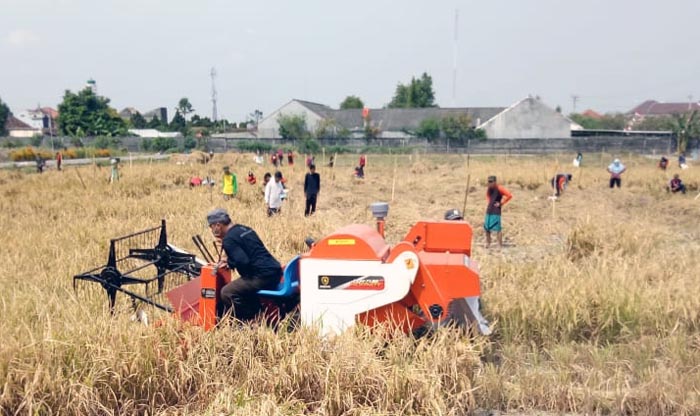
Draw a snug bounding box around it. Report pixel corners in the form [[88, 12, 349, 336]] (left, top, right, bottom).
[[110, 158, 120, 183], [264, 171, 285, 216], [484, 175, 512, 249], [56, 151, 63, 171], [607, 158, 626, 188], [304, 163, 321, 216], [658, 156, 669, 170], [551, 173, 573, 197], [189, 176, 203, 188], [254, 150, 263, 165], [573, 152, 583, 167], [669, 174, 687, 194], [261, 172, 271, 196], [679, 153, 688, 169], [207, 208, 282, 321], [287, 150, 294, 166], [222, 166, 238, 200], [247, 171, 257, 185], [277, 148, 284, 166], [359, 154, 367, 170], [271, 153, 278, 167], [35, 156, 45, 173]]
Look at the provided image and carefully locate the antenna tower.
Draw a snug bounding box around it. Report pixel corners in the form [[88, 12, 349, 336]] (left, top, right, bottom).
[[210, 67, 218, 122]]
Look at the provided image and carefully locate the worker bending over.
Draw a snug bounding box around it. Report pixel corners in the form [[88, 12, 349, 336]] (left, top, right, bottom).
[[669, 174, 687, 194], [551, 173, 573, 197]]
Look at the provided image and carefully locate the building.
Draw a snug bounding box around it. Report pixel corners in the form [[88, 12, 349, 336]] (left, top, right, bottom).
[[128, 129, 182, 138], [629, 100, 700, 117], [119, 107, 168, 123], [119, 107, 139, 120], [257, 97, 574, 139], [15, 107, 58, 136], [144, 108, 168, 123], [6, 115, 41, 138]]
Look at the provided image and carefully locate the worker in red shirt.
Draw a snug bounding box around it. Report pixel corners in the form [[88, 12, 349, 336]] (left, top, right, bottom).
[[247, 171, 257, 185], [484, 175, 512, 248], [55, 151, 63, 171]]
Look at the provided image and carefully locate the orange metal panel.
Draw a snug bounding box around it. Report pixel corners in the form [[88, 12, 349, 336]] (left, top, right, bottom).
[[307, 224, 390, 261], [358, 301, 426, 334], [403, 221, 473, 256], [198, 265, 231, 331]]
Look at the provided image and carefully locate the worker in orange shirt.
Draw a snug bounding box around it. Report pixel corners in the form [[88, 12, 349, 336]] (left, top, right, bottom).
[[551, 173, 573, 197], [484, 175, 512, 248]]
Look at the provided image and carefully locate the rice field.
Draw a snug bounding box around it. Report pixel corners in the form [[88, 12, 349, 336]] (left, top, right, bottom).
[[0, 151, 699, 415]]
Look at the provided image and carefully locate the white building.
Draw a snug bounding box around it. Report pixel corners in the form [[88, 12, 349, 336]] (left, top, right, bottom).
[[257, 97, 576, 140]]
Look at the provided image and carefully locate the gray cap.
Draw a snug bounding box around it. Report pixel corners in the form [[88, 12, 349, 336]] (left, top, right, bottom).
[[444, 208, 463, 221], [207, 208, 230, 225]]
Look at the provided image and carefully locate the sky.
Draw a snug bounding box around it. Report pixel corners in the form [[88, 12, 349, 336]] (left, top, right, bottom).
[[1, 0, 699, 122]]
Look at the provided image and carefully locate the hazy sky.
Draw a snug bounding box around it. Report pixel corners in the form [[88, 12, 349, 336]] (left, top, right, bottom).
[[1, 0, 699, 121]]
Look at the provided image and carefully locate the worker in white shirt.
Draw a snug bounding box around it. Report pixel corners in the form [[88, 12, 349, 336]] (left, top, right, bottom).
[[264, 171, 285, 216]]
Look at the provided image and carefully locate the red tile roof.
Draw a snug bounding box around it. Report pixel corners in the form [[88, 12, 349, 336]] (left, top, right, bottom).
[[40, 107, 58, 119], [582, 109, 603, 119]]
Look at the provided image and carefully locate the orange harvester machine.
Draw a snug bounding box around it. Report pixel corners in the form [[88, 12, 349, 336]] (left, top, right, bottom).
[[167, 203, 490, 335]]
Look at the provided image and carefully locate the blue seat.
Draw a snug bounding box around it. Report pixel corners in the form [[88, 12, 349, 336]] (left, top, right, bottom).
[[258, 255, 300, 298]]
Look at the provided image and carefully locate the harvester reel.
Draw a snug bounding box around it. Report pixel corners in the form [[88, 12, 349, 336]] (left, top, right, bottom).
[[73, 220, 202, 315]]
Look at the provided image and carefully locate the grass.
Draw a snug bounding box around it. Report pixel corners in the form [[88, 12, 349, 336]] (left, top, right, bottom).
[[0, 151, 699, 415]]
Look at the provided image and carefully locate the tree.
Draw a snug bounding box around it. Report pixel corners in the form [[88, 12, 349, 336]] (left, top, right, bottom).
[[672, 110, 699, 153], [440, 114, 485, 144], [634, 115, 674, 131], [569, 113, 627, 130], [130, 112, 147, 129], [0, 97, 10, 136], [340, 95, 364, 110], [415, 118, 441, 141], [388, 72, 436, 108], [249, 109, 263, 127], [57, 88, 127, 136], [278, 114, 309, 140], [147, 115, 163, 129], [176, 98, 194, 121], [314, 118, 339, 139], [170, 111, 187, 134]]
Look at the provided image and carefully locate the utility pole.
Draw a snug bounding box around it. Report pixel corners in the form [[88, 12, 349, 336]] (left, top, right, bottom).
[[571, 95, 579, 113], [689, 94, 694, 111], [210, 67, 218, 122]]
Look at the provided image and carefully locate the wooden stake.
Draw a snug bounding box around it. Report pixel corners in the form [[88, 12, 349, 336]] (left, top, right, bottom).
[[391, 155, 398, 201], [75, 167, 87, 189], [462, 174, 471, 214]]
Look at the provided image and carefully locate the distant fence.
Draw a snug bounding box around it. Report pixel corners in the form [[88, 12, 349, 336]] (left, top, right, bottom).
[[2, 135, 697, 156]]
